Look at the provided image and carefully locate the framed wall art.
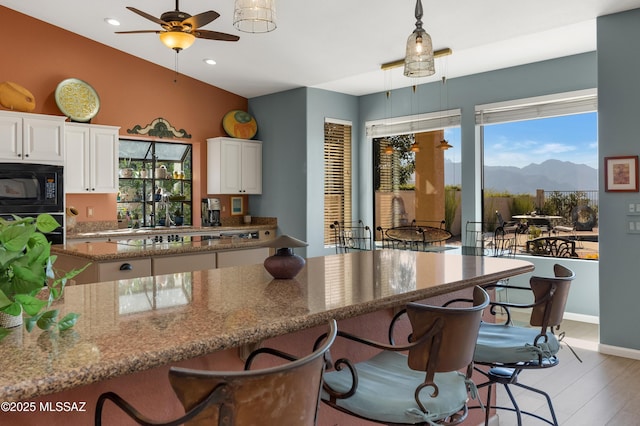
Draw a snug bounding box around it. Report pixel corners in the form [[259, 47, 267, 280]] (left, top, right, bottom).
[[231, 197, 243, 215], [605, 155, 639, 192]]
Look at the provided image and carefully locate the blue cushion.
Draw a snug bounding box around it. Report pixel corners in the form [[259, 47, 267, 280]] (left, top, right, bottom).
[[321, 351, 470, 424], [474, 322, 560, 364]]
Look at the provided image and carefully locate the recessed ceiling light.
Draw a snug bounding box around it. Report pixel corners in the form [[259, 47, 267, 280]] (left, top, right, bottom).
[[203, 58, 217, 65], [104, 18, 121, 26]]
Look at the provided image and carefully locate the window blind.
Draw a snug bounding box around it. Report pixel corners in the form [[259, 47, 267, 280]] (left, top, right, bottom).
[[367, 109, 461, 138], [475, 89, 597, 125], [324, 119, 352, 245]]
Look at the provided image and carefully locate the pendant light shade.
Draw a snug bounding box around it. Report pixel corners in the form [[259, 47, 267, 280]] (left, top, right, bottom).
[[438, 139, 453, 150], [159, 31, 195, 51], [234, 0, 277, 33], [404, 0, 435, 77]]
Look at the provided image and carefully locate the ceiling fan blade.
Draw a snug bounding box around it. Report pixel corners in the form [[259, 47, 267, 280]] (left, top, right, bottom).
[[115, 30, 161, 34], [126, 7, 167, 26], [183, 11, 219, 29], [194, 30, 240, 42]]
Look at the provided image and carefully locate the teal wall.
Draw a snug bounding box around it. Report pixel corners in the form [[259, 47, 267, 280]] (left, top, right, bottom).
[[249, 87, 359, 257], [248, 8, 640, 353], [597, 9, 640, 350]]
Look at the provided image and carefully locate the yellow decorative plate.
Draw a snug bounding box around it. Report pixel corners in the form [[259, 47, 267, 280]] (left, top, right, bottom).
[[222, 110, 257, 139], [55, 78, 100, 122]]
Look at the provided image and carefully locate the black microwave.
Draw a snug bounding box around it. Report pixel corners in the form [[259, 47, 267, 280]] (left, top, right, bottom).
[[0, 163, 64, 215]]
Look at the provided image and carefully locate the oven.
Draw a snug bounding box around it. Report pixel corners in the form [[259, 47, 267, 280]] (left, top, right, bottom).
[[0, 163, 65, 244]]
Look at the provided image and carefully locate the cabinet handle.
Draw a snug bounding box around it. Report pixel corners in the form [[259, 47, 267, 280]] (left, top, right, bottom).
[[120, 263, 133, 271]]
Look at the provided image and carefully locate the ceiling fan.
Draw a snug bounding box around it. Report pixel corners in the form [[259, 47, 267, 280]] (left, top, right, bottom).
[[116, 0, 239, 52]]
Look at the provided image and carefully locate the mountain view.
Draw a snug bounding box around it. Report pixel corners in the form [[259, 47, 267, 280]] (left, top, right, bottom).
[[445, 159, 598, 194]]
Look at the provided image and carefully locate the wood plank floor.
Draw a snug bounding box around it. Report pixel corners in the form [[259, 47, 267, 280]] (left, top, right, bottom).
[[481, 315, 640, 425]]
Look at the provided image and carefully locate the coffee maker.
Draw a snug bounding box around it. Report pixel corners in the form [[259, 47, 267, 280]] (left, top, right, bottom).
[[202, 198, 222, 226]]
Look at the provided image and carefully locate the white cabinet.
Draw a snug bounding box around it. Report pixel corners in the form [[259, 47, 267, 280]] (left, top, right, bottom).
[[0, 110, 65, 164], [207, 137, 262, 194], [65, 123, 120, 193]]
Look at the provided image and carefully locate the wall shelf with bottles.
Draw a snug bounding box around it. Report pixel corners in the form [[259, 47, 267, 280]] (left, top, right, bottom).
[[117, 139, 192, 228]]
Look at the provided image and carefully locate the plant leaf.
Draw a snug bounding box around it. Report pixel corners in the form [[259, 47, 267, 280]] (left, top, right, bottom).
[[11, 264, 46, 294], [1, 302, 22, 317], [35, 214, 61, 234], [57, 313, 80, 331], [0, 222, 36, 252], [36, 309, 58, 331], [0, 289, 12, 309], [14, 294, 47, 316], [24, 315, 38, 332]]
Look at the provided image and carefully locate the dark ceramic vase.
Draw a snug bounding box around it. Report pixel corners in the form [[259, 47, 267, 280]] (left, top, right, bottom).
[[263, 248, 305, 279]]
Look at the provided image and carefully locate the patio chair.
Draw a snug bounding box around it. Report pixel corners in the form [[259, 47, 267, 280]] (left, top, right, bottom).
[[95, 320, 337, 426], [495, 211, 520, 235], [320, 286, 489, 425], [330, 220, 372, 253]]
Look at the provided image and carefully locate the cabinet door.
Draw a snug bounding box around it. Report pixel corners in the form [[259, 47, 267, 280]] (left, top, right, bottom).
[[23, 116, 65, 164], [90, 126, 119, 193], [220, 139, 243, 193], [65, 125, 91, 193], [241, 141, 262, 194], [216, 247, 270, 268], [0, 114, 21, 161]]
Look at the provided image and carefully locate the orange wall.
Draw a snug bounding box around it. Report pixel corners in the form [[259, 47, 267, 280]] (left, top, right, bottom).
[[1, 6, 248, 224]]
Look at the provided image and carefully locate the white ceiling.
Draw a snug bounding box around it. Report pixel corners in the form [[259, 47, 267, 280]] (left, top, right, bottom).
[[3, 0, 640, 98]]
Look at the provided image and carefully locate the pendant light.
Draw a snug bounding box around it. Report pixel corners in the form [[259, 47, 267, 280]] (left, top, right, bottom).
[[233, 0, 277, 33], [404, 0, 435, 78], [410, 85, 420, 152], [438, 76, 453, 150]]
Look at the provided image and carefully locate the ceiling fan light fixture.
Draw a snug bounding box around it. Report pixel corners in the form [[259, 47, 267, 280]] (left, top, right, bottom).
[[404, 0, 435, 78], [233, 0, 277, 33], [160, 31, 196, 51]]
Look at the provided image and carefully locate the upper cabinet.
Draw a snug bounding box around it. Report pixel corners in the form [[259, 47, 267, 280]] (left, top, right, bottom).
[[207, 137, 262, 194], [0, 110, 65, 165], [65, 123, 120, 193]]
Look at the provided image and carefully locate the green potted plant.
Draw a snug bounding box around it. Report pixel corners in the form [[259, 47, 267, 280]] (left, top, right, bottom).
[[0, 214, 89, 341]]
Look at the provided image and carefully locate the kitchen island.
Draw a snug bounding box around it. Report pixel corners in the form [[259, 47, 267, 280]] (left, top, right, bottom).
[[0, 250, 533, 425], [52, 226, 277, 284]]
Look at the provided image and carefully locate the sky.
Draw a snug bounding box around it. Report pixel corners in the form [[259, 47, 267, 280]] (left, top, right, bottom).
[[443, 111, 598, 169]]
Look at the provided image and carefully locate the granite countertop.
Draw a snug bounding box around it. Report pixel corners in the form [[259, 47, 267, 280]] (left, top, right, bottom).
[[0, 251, 533, 401], [66, 224, 277, 241], [52, 234, 271, 262]]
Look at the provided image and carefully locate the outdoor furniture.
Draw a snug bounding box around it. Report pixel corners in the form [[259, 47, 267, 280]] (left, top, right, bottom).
[[464, 221, 494, 256], [571, 205, 597, 231], [378, 224, 452, 251], [320, 286, 490, 425], [525, 236, 578, 258], [330, 220, 372, 253], [95, 320, 337, 426], [496, 211, 520, 235]]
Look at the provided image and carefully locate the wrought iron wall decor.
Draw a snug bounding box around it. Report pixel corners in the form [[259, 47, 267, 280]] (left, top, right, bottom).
[[127, 117, 192, 139]]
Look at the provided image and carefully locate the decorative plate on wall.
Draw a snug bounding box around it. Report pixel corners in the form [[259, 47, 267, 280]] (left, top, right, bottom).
[[55, 78, 100, 122], [222, 110, 257, 139]]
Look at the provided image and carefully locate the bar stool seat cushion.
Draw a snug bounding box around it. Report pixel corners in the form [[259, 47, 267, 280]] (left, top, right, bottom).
[[474, 322, 560, 364], [322, 351, 469, 425]]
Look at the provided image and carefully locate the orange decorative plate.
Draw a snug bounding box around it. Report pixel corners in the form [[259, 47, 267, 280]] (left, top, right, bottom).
[[222, 110, 257, 139]]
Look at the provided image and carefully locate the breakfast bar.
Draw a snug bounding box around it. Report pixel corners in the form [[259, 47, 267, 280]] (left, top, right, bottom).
[[0, 250, 533, 425]]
